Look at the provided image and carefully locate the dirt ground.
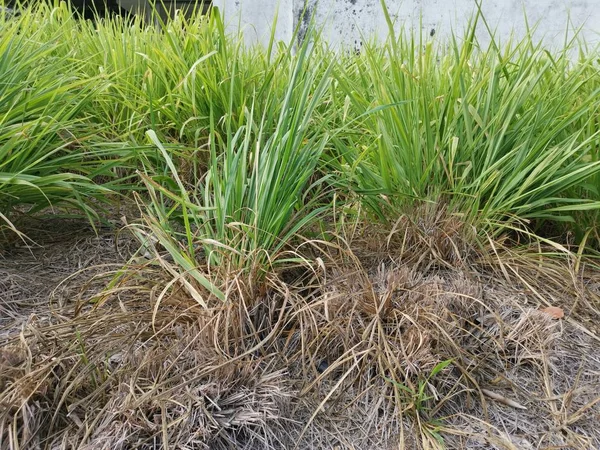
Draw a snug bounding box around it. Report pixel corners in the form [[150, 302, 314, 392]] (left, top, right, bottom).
[[1, 217, 600, 449]]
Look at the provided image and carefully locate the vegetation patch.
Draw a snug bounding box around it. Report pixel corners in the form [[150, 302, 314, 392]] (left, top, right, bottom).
[[1, 2, 600, 449]]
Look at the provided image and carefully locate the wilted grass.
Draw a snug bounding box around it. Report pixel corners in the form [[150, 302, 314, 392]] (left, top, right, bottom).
[[2, 1, 600, 449]]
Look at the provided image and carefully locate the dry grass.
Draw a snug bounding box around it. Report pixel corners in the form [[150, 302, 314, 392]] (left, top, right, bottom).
[[1, 217, 600, 449]]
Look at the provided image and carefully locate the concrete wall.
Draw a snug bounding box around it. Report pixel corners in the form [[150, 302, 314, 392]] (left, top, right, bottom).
[[212, 0, 600, 48], [212, 0, 295, 46]]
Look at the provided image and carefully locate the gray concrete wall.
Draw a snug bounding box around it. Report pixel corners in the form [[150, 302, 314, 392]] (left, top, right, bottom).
[[213, 0, 600, 48]]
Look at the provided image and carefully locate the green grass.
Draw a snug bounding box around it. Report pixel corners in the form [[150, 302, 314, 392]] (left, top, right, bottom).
[[1, 0, 599, 250], [0, 3, 143, 229], [330, 8, 600, 242]]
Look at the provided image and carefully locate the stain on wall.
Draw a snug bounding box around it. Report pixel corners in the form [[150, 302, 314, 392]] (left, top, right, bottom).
[[294, 0, 319, 44]]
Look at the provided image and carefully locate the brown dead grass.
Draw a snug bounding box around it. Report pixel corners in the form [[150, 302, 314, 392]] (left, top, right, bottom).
[[1, 217, 600, 449]]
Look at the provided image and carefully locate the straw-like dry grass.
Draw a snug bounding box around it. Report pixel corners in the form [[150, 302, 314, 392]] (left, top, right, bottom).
[[2, 215, 599, 449]]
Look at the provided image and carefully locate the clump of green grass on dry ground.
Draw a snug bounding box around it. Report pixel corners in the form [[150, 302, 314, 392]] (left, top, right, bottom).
[[1, 1, 600, 449]]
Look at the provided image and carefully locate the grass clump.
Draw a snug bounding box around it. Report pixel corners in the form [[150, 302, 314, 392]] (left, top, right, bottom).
[[141, 36, 333, 283], [330, 9, 600, 244]]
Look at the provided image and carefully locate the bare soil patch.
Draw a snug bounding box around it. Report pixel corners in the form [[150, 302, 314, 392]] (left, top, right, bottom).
[[1, 220, 600, 449]]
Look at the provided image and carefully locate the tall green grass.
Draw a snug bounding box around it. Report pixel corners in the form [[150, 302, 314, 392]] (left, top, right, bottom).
[[1, 0, 599, 251], [0, 5, 140, 229], [141, 34, 333, 283], [330, 10, 600, 241]]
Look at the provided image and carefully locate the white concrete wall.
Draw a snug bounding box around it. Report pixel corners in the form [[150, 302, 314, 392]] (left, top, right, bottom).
[[213, 0, 295, 46], [213, 0, 600, 48]]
